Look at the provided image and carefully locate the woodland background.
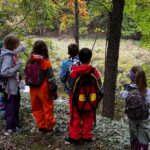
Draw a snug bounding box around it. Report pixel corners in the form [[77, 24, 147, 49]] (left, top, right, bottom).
[[0, 0, 150, 149]]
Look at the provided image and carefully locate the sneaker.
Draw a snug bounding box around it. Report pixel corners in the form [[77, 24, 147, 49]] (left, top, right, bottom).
[[82, 136, 96, 143], [4, 129, 13, 136], [64, 135, 80, 145], [39, 128, 46, 132], [44, 128, 54, 135], [38, 128, 53, 133], [45, 128, 54, 133], [82, 138, 92, 143]]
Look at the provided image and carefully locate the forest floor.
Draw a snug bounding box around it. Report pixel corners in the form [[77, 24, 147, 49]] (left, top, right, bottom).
[[0, 37, 150, 150], [0, 93, 130, 150]]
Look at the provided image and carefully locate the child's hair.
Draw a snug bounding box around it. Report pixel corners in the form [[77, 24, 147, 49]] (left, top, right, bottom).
[[135, 69, 147, 96], [68, 43, 79, 58], [4, 34, 19, 50], [129, 66, 142, 82], [130, 66, 147, 96], [32, 40, 49, 59], [79, 48, 92, 64]]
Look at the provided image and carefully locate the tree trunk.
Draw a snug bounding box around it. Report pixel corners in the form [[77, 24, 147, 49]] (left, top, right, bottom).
[[102, 0, 125, 119], [74, 0, 79, 45]]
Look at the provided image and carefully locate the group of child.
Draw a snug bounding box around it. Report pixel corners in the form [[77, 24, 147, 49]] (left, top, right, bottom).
[[0, 33, 150, 149]]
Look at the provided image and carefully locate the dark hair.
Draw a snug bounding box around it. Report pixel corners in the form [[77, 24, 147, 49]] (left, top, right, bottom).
[[135, 69, 147, 96], [79, 48, 92, 63], [4, 34, 19, 50], [68, 43, 79, 58], [32, 40, 49, 59]]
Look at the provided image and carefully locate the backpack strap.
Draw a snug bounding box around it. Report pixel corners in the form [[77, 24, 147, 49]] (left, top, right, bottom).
[[127, 86, 137, 91]]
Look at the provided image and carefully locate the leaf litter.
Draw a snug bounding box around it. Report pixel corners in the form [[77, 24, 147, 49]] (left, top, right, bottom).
[[0, 94, 130, 150]]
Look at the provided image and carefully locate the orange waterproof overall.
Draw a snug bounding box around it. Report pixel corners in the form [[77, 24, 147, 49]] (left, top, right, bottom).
[[30, 57, 55, 129]]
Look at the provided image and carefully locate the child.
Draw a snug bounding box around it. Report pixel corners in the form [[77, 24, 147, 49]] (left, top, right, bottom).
[[0, 34, 25, 135], [26, 40, 57, 133], [120, 66, 150, 150], [59, 43, 80, 93], [65, 48, 102, 144]]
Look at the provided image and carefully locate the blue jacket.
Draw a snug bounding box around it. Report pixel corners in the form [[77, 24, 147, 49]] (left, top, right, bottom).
[[59, 55, 80, 92]]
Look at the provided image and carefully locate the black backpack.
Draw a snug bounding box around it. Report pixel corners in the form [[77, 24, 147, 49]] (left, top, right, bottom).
[[126, 87, 149, 120], [0, 49, 7, 92]]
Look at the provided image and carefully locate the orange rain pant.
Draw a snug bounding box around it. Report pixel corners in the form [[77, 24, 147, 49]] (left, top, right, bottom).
[[30, 79, 55, 129]]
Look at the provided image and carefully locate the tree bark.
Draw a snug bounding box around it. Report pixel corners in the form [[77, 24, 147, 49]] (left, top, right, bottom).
[[102, 0, 125, 119], [74, 0, 79, 45]]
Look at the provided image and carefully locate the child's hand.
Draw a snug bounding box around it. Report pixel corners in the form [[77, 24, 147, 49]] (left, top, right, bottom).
[[14, 45, 26, 54], [20, 45, 26, 51]]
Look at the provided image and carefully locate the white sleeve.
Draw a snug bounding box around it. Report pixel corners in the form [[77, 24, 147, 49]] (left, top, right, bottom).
[[120, 90, 129, 100], [14, 46, 26, 54]]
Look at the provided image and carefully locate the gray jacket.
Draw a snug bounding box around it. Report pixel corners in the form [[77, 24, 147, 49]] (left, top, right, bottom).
[[0, 48, 21, 95]]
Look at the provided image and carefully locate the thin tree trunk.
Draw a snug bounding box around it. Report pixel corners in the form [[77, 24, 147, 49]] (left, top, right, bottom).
[[102, 0, 125, 119], [74, 0, 79, 45]]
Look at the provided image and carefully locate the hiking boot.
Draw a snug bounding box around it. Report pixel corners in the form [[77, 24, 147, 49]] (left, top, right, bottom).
[[82, 136, 96, 143], [4, 129, 13, 136], [82, 138, 92, 143], [64, 135, 80, 145], [45, 128, 54, 133], [38, 128, 54, 134], [38, 128, 46, 133]]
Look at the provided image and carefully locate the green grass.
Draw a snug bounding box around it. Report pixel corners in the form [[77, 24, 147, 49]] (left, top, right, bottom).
[[51, 37, 150, 118]]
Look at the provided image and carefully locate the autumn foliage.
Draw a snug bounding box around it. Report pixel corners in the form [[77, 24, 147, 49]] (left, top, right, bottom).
[[60, 0, 88, 32]]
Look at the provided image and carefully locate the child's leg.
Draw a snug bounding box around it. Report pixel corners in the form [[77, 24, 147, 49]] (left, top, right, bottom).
[[39, 92, 55, 130], [14, 91, 20, 128], [129, 120, 139, 149], [81, 112, 94, 140], [68, 107, 81, 140], [137, 120, 150, 149], [30, 90, 45, 129], [0, 92, 5, 119], [5, 95, 17, 130]]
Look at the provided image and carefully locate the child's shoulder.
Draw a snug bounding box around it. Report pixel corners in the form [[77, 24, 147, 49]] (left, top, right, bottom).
[[92, 67, 101, 77], [62, 59, 72, 66]]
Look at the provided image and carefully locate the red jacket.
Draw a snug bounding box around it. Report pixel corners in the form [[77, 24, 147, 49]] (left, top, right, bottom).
[[68, 64, 102, 93]]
